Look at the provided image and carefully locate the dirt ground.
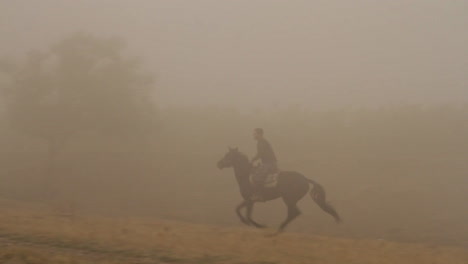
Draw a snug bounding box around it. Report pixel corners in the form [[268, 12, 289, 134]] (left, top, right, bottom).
[[0, 199, 467, 264]]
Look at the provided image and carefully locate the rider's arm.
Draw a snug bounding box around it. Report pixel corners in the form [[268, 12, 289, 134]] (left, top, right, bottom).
[[251, 154, 260, 163]]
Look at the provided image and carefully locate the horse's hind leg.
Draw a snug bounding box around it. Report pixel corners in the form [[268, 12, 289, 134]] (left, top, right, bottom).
[[277, 200, 301, 233], [246, 202, 267, 229], [236, 200, 250, 226]]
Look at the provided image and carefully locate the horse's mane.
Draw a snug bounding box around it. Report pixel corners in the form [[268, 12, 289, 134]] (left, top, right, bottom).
[[234, 151, 249, 162], [232, 150, 252, 172]]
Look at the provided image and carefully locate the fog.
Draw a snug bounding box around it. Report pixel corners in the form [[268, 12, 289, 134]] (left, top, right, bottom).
[[3, 0, 468, 108], [1, 0, 468, 249]]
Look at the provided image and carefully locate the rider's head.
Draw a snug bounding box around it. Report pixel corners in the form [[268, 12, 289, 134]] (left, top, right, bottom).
[[253, 128, 264, 141]]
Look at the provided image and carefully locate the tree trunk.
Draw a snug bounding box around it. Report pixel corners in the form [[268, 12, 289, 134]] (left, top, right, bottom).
[[42, 137, 63, 199]]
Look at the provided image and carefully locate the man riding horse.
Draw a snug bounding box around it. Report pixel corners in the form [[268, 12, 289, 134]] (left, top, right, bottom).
[[250, 128, 278, 200], [217, 137, 341, 232]]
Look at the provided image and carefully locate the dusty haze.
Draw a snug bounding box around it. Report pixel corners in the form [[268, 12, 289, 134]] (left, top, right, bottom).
[[2, 0, 468, 108], [0, 0, 468, 258]]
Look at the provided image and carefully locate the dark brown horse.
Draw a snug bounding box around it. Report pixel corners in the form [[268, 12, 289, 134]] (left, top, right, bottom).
[[217, 148, 341, 233]]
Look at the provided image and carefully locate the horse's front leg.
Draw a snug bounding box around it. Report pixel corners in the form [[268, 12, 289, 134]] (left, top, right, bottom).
[[246, 202, 267, 228], [235, 200, 250, 226]]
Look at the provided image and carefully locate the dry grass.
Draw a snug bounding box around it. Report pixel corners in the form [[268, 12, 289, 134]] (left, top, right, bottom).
[[0, 199, 467, 264], [0, 246, 104, 264]]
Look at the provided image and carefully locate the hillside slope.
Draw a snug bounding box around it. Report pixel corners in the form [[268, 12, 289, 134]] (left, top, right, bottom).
[[0, 199, 467, 264]]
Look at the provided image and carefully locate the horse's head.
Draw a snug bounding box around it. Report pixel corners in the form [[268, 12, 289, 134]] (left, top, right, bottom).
[[217, 147, 243, 169]]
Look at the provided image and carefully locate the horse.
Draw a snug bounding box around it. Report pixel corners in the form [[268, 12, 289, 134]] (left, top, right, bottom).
[[217, 147, 341, 234]]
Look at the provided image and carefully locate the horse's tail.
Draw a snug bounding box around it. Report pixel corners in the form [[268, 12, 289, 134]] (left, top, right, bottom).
[[307, 178, 342, 223]]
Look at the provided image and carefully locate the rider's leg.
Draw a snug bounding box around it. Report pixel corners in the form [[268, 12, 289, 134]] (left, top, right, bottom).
[[250, 165, 269, 201]]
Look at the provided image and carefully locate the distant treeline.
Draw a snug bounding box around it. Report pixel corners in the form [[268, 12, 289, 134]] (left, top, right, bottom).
[[1, 104, 467, 199]]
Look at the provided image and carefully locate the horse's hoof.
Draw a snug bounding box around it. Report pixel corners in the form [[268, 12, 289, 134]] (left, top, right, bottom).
[[240, 219, 251, 226], [248, 219, 267, 229], [252, 223, 267, 229]]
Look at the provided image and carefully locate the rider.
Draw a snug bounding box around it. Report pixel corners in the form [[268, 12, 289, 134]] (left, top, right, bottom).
[[251, 128, 278, 197]]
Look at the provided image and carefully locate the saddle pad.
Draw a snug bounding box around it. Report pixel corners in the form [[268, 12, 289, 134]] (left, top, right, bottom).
[[250, 172, 279, 188]]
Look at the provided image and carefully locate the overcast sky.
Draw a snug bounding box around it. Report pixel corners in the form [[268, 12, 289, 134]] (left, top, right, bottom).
[[1, 0, 467, 109]]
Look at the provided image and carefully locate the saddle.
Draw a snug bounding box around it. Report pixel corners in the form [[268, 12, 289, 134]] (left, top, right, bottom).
[[249, 171, 280, 188]]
